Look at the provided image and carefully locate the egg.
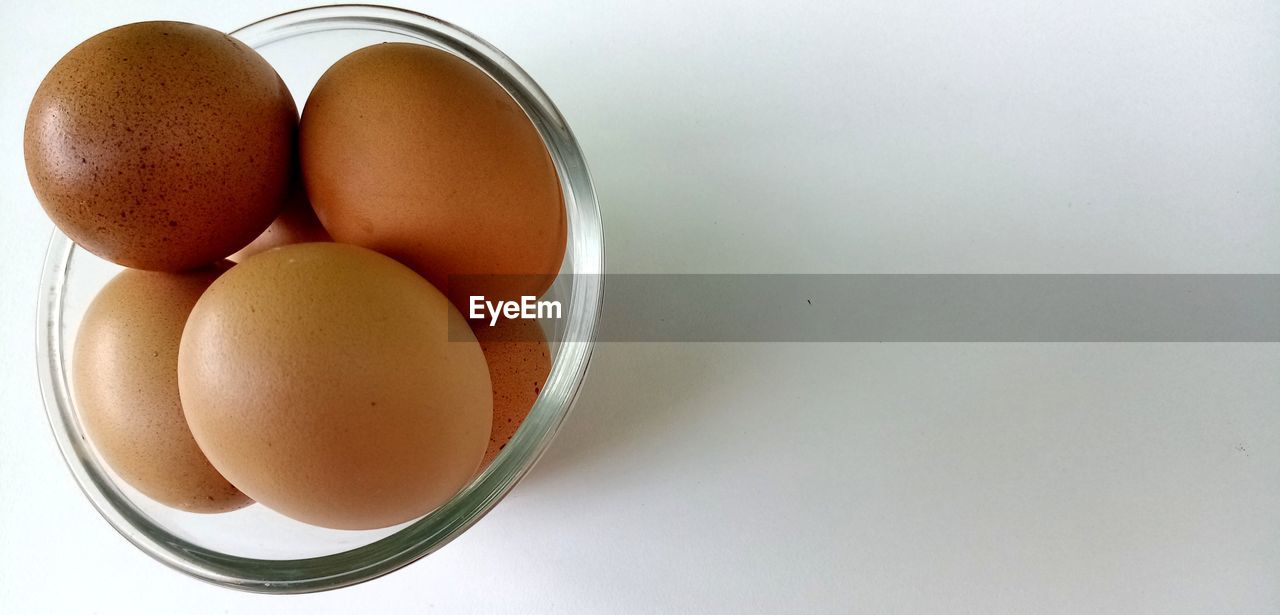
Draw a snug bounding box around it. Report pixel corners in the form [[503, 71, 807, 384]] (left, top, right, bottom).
[[228, 182, 329, 262], [24, 21, 297, 271], [474, 317, 552, 469], [72, 266, 250, 513], [299, 43, 566, 306], [178, 243, 492, 530]]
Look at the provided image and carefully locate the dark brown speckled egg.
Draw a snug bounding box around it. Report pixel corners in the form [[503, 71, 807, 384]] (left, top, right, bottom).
[[24, 21, 297, 271]]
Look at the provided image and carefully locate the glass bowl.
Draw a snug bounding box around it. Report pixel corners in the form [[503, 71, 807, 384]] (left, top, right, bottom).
[[34, 4, 602, 593]]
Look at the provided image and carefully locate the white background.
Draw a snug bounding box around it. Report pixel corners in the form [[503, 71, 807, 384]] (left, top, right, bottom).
[[3, 1, 1279, 613]]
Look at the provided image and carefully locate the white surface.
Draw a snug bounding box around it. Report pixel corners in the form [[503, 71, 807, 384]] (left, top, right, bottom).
[[2, 1, 1278, 613]]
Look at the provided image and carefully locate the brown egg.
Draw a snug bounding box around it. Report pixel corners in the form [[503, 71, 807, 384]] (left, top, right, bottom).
[[72, 266, 250, 513], [178, 243, 492, 530], [473, 317, 552, 470], [228, 182, 330, 262], [24, 21, 297, 271], [300, 43, 566, 306]]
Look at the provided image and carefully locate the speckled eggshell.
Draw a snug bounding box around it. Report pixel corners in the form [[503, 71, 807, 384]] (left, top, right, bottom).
[[229, 182, 330, 262], [300, 43, 566, 306], [473, 317, 552, 470], [178, 243, 492, 530], [72, 265, 250, 513], [24, 21, 297, 271]]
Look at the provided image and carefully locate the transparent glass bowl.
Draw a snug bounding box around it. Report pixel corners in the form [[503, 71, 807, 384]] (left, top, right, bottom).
[[34, 5, 602, 593]]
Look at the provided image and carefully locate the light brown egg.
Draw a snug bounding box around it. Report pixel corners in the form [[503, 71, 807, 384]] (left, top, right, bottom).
[[72, 266, 250, 513], [473, 317, 552, 470], [228, 182, 330, 262], [299, 43, 566, 306], [24, 21, 297, 271], [178, 243, 492, 530]]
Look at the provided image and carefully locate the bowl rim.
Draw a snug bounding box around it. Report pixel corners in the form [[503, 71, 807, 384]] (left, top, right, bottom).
[[34, 3, 603, 594]]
